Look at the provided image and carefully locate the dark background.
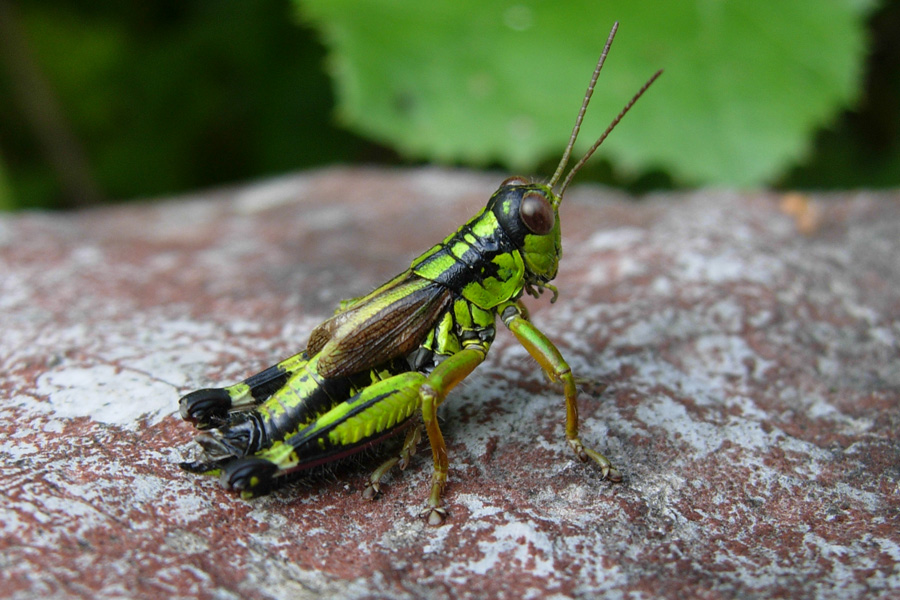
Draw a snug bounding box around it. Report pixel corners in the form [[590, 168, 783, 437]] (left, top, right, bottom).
[[0, 0, 897, 210]]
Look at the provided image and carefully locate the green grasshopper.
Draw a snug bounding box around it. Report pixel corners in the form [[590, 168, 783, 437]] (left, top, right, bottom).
[[179, 22, 661, 525]]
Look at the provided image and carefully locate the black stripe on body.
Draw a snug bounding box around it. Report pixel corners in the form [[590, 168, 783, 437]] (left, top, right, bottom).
[[417, 217, 517, 293]]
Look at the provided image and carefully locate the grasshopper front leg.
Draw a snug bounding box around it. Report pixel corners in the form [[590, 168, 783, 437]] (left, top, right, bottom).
[[418, 345, 487, 525], [501, 301, 622, 482]]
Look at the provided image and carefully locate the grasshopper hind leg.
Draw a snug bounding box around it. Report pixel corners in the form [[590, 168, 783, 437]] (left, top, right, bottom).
[[179, 388, 233, 429], [180, 352, 309, 429], [219, 420, 422, 501], [219, 456, 279, 496], [212, 371, 427, 499]]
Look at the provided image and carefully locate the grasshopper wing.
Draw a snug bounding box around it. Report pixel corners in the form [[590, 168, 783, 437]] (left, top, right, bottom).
[[308, 272, 453, 379]]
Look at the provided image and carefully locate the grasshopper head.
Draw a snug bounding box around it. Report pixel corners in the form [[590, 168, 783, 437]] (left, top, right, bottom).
[[488, 176, 562, 284]]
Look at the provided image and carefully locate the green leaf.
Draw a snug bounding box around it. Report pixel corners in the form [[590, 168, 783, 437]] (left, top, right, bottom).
[[296, 0, 874, 186]]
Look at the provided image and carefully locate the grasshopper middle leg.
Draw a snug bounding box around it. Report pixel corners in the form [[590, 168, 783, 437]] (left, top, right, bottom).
[[417, 345, 487, 525], [363, 424, 422, 499]]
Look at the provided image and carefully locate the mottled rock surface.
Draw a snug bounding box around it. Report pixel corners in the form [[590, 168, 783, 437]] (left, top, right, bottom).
[[1, 168, 898, 599]]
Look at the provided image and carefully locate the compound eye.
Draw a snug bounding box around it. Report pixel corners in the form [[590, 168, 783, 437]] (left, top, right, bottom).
[[501, 176, 529, 187], [520, 192, 555, 235]]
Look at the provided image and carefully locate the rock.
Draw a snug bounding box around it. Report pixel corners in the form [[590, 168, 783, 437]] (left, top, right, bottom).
[[1, 168, 898, 599]]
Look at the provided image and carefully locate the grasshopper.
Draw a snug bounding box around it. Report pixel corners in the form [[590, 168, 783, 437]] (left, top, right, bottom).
[[179, 22, 661, 525]]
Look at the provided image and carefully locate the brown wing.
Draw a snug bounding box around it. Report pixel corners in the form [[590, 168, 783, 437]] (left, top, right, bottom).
[[308, 272, 453, 379], [307, 270, 410, 354]]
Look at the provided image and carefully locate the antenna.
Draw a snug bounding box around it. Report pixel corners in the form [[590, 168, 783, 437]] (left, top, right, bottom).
[[547, 22, 662, 199], [557, 69, 662, 198], [547, 22, 619, 189]]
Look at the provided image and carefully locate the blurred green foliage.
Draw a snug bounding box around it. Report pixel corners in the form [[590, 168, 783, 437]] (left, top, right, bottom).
[[0, 0, 377, 210], [298, 0, 871, 187], [0, 0, 897, 211]]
